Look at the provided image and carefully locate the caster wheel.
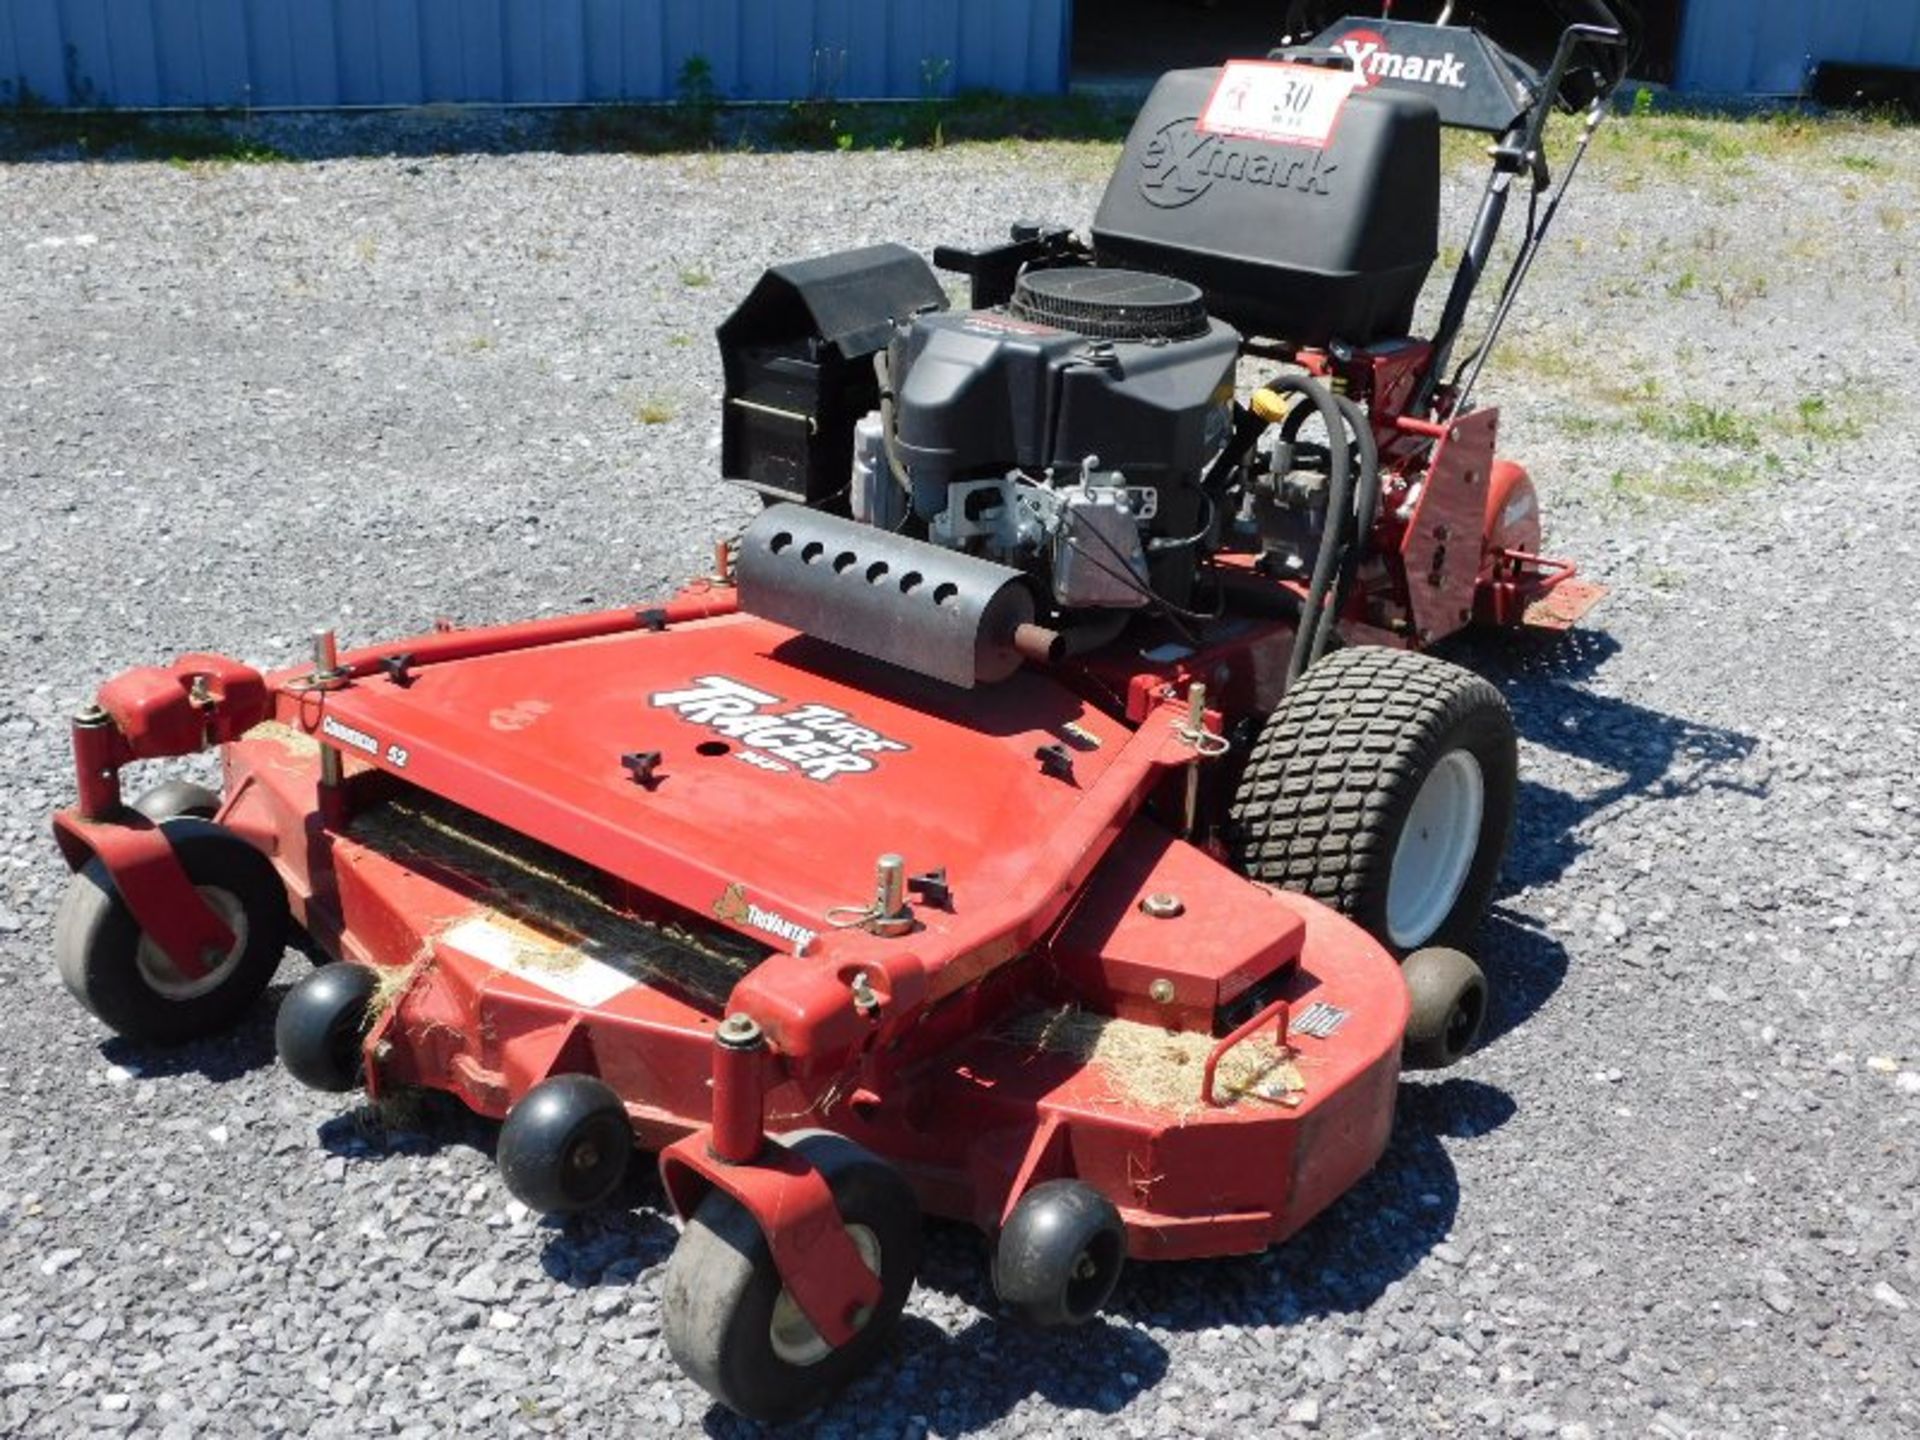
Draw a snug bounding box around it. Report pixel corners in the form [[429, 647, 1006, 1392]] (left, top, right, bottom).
[[129, 779, 221, 824], [497, 1075, 633, 1214], [55, 818, 289, 1045], [993, 1179, 1127, 1327], [1401, 946, 1488, 1070], [276, 963, 380, 1092], [663, 1131, 922, 1423]]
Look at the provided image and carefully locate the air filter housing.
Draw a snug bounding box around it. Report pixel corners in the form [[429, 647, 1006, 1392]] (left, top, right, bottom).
[[1008, 268, 1210, 343]]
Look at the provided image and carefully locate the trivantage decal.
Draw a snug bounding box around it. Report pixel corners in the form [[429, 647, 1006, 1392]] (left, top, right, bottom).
[[714, 882, 819, 951], [650, 675, 909, 782]]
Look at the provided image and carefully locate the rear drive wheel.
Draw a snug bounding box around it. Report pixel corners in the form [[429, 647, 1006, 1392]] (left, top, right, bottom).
[[55, 818, 290, 1044], [1229, 646, 1517, 954], [663, 1131, 921, 1423]]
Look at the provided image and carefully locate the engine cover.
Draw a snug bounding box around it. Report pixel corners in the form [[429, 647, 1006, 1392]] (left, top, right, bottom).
[[889, 269, 1239, 523]]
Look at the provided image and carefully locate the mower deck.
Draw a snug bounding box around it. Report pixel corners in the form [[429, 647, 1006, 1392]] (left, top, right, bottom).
[[202, 607, 1404, 1259]]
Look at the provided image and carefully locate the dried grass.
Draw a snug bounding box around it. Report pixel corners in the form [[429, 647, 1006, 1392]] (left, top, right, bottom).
[[352, 798, 760, 1005], [1001, 1006, 1305, 1118], [243, 719, 320, 756]]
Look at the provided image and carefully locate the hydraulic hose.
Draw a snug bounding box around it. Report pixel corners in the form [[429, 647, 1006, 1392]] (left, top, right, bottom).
[[1322, 394, 1381, 668], [1267, 376, 1352, 688]]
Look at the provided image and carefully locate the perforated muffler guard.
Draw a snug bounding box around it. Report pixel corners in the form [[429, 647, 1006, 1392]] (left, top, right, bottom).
[[736, 504, 1036, 689]]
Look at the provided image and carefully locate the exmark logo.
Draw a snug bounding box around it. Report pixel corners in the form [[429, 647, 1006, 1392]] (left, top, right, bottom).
[[1336, 29, 1468, 90], [650, 675, 909, 783], [1140, 118, 1339, 209]]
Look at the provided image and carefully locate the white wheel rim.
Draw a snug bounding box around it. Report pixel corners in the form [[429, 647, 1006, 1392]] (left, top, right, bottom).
[[134, 887, 248, 1000], [767, 1222, 881, 1367], [1386, 750, 1485, 949]]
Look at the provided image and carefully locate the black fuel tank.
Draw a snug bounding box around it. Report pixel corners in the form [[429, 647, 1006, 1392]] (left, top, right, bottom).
[[1092, 68, 1440, 346]]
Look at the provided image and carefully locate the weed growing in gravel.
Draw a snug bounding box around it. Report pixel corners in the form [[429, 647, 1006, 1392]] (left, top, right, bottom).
[[1712, 271, 1770, 315], [678, 265, 712, 289], [633, 397, 677, 426], [1643, 403, 1762, 450], [1789, 396, 1863, 442]]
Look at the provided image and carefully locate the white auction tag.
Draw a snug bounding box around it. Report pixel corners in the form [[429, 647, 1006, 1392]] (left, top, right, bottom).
[[1199, 61, 1359, 148]]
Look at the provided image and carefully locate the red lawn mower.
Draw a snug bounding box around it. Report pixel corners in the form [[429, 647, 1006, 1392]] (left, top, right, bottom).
[[49, 4, 1629, 1422]]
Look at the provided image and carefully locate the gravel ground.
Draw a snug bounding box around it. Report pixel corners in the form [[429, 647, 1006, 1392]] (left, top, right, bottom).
[[2, 109, 1917, 1439]]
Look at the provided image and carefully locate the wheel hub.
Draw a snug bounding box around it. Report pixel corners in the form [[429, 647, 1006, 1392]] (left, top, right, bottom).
[[1386, 750, 1485, 949], [768, 1222, 882, 1367], [134, 886, 248, 1000]]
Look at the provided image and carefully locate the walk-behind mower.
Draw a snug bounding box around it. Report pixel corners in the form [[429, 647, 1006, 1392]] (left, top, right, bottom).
[[49, 3, 1630, 1422]]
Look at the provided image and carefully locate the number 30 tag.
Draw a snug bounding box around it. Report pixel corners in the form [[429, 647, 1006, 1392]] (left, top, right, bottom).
[[1200, 61, 1359, 148]]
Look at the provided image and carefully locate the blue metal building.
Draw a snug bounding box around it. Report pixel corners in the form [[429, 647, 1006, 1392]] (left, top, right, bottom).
[[0, 0, 1072, 109], [1673, 0, 1920, 96], [3, 1, 1919, 110]]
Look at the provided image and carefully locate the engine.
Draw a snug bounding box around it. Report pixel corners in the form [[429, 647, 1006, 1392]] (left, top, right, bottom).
[[858, 268, 1238, 612], [719, 66, 1442, 687]]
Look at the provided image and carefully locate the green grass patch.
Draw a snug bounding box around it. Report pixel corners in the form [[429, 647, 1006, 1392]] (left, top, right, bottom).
[[0, 105, 287, 163], [1609, 454, 1781, 505], [1641, 401, 1763, 450], [1576, 104, 1913, 189]]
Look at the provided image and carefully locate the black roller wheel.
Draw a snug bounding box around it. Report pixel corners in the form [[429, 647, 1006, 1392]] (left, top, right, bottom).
[[55, 818, 290, 1044], [129, 779, 221, 824], [496, 1075, 633, 1214], [1229, 646, 1518, 955], [663, 1130, 922, 1423], [276, 963, 380, 1092], [993, 1179, 1127, 1328], [1402, 946, 1489, 1070]]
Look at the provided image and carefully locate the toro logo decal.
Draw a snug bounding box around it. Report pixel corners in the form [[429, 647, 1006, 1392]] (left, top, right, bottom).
[[1335, 28, 1468, 91], [650, 675, 909, 782], [1139, 117, 1339, 209]]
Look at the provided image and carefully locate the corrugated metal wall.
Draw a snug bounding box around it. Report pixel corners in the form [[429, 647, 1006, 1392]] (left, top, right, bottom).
[[1675, 0, 1920, 96], [0, 0, 1072, 109]]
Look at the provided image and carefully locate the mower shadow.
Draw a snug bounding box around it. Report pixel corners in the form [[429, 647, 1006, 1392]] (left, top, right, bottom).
[[705, 1295, 1174, 1440], [762, 1078, 1509, 1438], [313, 1092, 684, 1282], [1450, 627, 1763, 895], [94, 978, 292, 1084], [1474, 904, 1570, 1050], [316, 1086, 497, 1165], [1107, 1076, 1511, 1333]]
